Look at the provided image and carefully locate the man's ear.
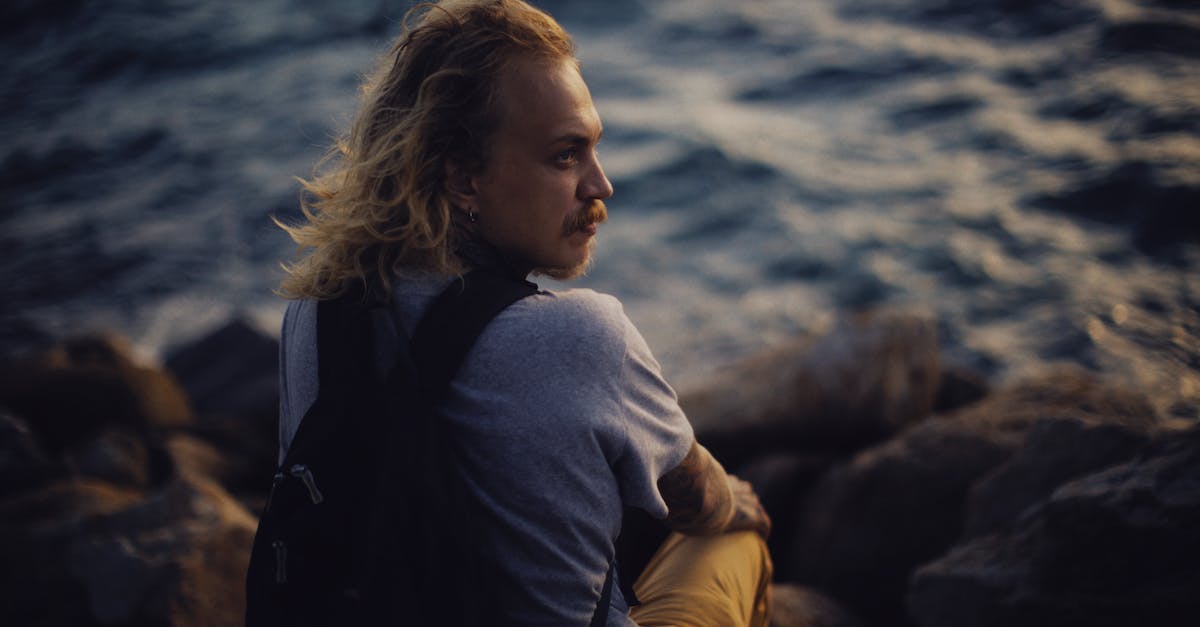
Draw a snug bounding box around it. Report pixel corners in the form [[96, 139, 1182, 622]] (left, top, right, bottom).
[[443, 160, 477, 206]]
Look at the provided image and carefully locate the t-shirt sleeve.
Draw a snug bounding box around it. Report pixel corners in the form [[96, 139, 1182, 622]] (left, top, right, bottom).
[[437, 288, 692, 625], [612, 304, 695, 519], [278, 298, 320, 464]]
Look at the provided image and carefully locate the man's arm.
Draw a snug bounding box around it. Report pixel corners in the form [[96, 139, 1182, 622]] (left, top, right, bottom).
[[658, 440, 771, 538]]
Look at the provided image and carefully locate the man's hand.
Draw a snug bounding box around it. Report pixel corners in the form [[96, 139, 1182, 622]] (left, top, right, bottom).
[[725, 475, 771, 540]]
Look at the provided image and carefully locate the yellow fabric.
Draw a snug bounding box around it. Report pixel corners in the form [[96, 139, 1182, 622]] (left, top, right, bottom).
[[629, 531, 772, 627]]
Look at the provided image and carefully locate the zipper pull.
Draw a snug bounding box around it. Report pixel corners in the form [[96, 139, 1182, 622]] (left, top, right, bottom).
[[289, 464, 324, 504], [272, 540, 288, 584], [264, 472, 286, 511]]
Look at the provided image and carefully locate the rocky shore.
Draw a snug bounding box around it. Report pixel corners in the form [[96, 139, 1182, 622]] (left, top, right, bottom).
[[1, 311, 1196, 626]]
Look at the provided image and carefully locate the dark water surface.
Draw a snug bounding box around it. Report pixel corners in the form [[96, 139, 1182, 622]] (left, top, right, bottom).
[[3, 0, 1198, 417]]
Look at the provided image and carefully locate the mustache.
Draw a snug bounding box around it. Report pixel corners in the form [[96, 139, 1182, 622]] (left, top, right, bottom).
[[563, 199, 608, 235]]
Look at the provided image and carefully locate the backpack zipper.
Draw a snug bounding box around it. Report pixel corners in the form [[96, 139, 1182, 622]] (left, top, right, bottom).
[[289, 464, 324, 504], [272, 539, 288, 584]]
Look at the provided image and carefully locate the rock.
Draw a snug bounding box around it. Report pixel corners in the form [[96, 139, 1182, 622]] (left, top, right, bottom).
[[168, 431, 270, 513], [783, 367, 1158, 625], [163, 319, 281, 503], [769, 583, 867, 627], [737, 452, 836, 581], [182, 410, 278, 505], [0, 328, 260, 626], [682, 310, 941, 469], [0, 334, 189, 488], [966, 414, 1156, 537], [0, 479, 149, 626], [0, 333, 193, 455], [167, 432, 228, 484], [956, 367, 1158, 433], [785, 413, 1019, 625], [165, 318, 278, 418], [0, 363, 143, 454], [41, 333, 192, 429], [0, 411, 61, 497], [0, 473, 256, 627], [65, 428, 157, 487], [908, 425, 1200, 627], [931, 362, 989, 414]]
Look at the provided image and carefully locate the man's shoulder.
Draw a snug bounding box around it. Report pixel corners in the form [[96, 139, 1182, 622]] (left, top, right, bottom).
[[485, 287, 630, 355], [511, 287, 625, 329]]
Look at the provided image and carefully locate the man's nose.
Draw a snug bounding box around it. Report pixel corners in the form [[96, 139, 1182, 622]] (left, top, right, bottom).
[[581, 153, 613, 201]]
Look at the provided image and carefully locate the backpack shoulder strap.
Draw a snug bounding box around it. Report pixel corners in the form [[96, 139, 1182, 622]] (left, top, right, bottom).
[[278, 285, 380, 467], [408, 270, 538, 400], [409, 270, 619, 626], [354, 270, 537, 623], [590, 560, 615, 627]]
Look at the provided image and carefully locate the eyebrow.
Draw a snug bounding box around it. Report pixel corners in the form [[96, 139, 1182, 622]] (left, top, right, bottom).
[[550, 127, 603, 146]]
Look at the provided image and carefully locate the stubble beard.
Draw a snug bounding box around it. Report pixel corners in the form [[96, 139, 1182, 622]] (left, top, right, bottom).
[[535, 199, 608, 280], [536, 239, 596, 280]]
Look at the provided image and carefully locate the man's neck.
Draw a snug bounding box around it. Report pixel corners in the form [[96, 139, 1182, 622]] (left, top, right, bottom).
[[457, 237, 532, 281]]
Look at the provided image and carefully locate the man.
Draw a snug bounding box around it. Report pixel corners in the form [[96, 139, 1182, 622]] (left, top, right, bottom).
[[275, 1, 772, 624]]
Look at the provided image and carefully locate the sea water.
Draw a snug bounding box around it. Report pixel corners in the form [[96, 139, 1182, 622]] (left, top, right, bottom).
[[2, 0, 1197, 418]]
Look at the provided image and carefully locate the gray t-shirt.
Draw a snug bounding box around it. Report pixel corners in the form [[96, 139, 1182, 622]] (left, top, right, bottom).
[[278, 274, 694, 625]]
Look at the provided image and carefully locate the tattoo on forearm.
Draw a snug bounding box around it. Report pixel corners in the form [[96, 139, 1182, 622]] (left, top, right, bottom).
[[658, 442, 734, 535]]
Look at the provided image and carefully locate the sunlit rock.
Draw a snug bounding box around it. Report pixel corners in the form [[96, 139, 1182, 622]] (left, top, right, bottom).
[[681, 310, 941, 469]]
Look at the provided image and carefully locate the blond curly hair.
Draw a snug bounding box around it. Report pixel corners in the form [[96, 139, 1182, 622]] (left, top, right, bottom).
[[275, 0, 575, 299]]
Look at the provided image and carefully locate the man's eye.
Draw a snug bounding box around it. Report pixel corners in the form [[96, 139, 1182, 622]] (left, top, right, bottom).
[[555, 148, 577, 164]]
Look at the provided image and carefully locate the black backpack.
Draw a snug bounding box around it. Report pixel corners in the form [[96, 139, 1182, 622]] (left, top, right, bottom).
[[245, 269, 573, 626]]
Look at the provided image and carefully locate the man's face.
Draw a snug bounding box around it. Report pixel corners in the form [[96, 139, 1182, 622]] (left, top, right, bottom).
[[465, 55, 613, 279]]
